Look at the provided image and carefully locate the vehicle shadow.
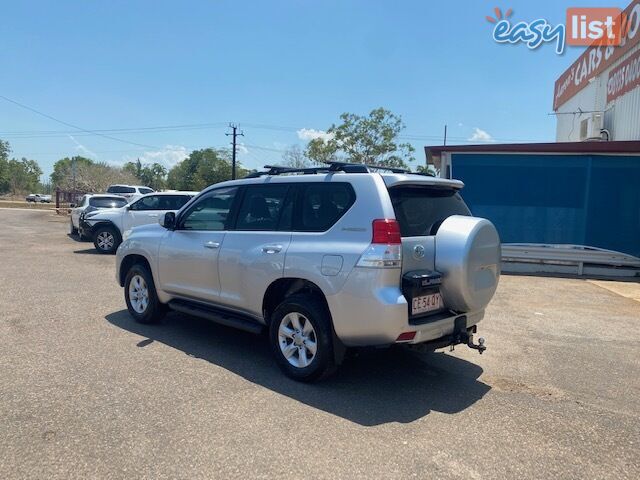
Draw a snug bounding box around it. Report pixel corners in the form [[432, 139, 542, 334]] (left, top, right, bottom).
[[73, 249, 101, 255], [105, 310, 491, 426]]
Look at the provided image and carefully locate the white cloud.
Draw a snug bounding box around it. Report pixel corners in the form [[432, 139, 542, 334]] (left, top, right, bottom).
[[68, 135, 97, 158], [296, 128, 334, 142], [122, 145, 189, 168], [468, 127, 495, 143], [236, 143, 248, 154]]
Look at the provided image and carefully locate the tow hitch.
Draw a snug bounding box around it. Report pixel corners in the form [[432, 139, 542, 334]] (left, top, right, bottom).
[[450, 330, 486, 354]]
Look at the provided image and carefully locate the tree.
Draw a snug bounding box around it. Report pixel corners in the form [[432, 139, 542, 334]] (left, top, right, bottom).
[[305, 108, 415, 168], [50, 156, 137, 193], [123, 159, 167, 190], [415, 164, 437, 176], [122, 159, 143, 179], [0, 140, 10, 193], [167, 148, 248, 191], [140, 163, 167, 191], [7, 158, 42, 195], [50, 156, 94, 189], [281, 145, 312, 168]]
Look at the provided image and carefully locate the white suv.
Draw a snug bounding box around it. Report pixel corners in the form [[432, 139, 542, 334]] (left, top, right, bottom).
[[81, 191, 197, 253], [106, 185, 155, 203], [115, 163, 501, 382], [69, 194, 128, 239]]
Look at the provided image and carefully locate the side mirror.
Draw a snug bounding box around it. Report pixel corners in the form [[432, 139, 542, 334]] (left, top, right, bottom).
[[161, 211, 176, 230], [69, 203, 76, 208]]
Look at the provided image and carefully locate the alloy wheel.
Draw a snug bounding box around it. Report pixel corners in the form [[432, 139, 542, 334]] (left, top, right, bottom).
[[128, 274, 149, 314], [278, 312, 318, 368], [96, 231, 115, 250]]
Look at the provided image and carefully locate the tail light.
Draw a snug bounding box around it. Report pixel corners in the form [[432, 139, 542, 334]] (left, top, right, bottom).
[[356, 219, 402, 268]]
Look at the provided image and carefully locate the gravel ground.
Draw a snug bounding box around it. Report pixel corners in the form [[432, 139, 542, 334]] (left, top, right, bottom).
[[1, 209, 638, 479]]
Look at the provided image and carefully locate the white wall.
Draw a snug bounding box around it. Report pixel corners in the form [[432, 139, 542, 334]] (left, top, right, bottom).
[[556, 43, 640, 142]]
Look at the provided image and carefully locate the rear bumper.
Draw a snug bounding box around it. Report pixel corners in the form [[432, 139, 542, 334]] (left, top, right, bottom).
[[326, 266, 484, 347]]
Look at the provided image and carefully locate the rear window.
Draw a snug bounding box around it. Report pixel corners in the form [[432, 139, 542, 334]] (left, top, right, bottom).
[[107, 185, 136, 194], [389, 186, 471, 237], [90, 197, 128, 208], [138, 187, 154, 195]]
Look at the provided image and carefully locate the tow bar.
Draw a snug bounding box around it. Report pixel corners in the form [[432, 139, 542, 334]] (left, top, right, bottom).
[[450, 331, 486, 354]]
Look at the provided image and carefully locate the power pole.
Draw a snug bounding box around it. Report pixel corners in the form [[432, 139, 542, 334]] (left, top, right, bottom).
[[443, 124, 447, 146], [226, 123, 244, 180]]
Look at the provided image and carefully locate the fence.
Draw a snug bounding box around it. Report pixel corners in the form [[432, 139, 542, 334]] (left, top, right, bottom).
[[55, 188, 85, 214]]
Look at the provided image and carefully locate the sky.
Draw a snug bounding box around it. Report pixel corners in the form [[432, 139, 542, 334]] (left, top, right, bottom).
[[0, 0, 630, 179]]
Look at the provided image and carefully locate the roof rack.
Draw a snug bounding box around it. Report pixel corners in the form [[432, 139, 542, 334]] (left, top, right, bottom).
[[244, 161, 420, 177]]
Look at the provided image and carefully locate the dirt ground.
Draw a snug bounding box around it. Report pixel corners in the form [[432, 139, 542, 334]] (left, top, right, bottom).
[[1, 209, 638, 479]]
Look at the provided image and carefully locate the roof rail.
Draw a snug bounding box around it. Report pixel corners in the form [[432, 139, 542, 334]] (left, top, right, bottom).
[[243, 161, 428, 177], [323, 161, 409, 174]]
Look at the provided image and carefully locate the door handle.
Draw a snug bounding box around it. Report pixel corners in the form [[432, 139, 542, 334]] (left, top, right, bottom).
[[262, 245, 283, 254], [204, 241, 220, 249]]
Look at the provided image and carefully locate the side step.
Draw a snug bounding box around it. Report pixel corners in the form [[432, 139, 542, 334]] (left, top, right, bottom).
[[168, 299, 264, 335]]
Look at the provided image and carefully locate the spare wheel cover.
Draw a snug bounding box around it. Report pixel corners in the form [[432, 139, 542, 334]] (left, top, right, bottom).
[[435, 215, 501, 312]]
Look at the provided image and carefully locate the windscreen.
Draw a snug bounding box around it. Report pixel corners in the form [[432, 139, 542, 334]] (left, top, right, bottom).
[[389, 186, 471, 237], [90, 197, 128, 208]]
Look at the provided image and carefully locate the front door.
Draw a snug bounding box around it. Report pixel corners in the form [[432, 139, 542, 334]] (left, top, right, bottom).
[[157, 187, 239, 303]]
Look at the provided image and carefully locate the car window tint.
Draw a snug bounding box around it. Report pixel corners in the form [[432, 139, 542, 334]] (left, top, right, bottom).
[[131, 195, 162, 210], [389, 187, 471, 237], [155, 195, 192, 210], [236, 185, 289, 231], [107, 186, 136, 194], [138, 187, 154, 195], [181, 188, 238, 231], [297, 183, 355, 232], [90, 197, 128, 208]]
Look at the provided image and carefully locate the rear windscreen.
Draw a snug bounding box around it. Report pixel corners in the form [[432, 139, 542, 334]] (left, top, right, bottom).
[[107, 186, 136, 194], [90, 197, 128, 208], [389, 186, 471, 237]]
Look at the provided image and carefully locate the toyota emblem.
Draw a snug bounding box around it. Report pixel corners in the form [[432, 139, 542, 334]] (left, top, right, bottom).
[[413, 244, 425, 259]]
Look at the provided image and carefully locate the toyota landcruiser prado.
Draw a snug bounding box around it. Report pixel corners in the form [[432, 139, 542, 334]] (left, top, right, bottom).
[[115, 163, 501, 381]]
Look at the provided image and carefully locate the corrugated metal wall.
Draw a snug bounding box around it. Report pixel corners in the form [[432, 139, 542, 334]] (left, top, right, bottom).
[[452, 153, 640, 257], [556, 42, 640, 142]]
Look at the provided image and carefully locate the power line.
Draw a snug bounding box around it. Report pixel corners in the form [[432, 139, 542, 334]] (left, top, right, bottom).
[[0, 94, 161, 149]]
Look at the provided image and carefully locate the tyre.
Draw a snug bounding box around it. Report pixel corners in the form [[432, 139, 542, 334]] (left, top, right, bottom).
[[124, 264, 166, 324], [93, 225, 121, 254], [269, 293, 337, 382], [69, 219, 78, 236]]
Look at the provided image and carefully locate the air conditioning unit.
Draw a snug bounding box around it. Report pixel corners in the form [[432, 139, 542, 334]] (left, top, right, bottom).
[[581, 113, 604, 141]]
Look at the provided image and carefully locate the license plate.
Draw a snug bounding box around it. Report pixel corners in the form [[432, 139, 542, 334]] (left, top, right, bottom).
[[412, 293, 443, 315]]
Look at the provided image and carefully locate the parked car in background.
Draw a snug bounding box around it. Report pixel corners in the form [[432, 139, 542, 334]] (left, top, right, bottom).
[[115, 162, 501, 382], [81, 191, 197, 253], [26, 194, 52, 203], [106, 185, 154, 203], [69, 194, 128, 239]]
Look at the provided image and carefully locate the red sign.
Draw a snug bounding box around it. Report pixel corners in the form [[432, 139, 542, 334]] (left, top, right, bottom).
[[606, 48, 640, 102], [553, 0, 640, 110]]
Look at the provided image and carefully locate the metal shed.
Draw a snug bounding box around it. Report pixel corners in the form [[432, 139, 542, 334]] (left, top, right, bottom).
[[425, 141, 640, 276]]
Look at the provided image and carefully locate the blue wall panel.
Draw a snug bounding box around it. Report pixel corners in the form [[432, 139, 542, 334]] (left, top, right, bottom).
[[452, 153, 640, 257]]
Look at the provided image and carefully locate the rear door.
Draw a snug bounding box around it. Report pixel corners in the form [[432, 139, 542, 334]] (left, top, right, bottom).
[[387, 185, 471, 316], [217, 184, 293, 317]]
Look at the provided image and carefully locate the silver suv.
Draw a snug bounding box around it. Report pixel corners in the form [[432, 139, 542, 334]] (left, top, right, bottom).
[[115, 163, 501, 381]]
